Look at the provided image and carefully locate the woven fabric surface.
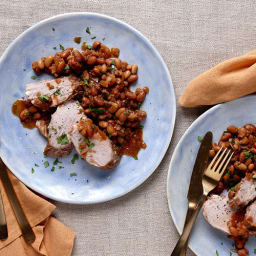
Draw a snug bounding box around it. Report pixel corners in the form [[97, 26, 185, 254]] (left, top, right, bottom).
[[1, 1, 256, 255]]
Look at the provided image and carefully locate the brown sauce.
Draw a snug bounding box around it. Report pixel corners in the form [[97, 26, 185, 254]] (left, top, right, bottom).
[[12, 100, 36, 129], [230, 210, 245, 227], [120, 129, 146, 158]]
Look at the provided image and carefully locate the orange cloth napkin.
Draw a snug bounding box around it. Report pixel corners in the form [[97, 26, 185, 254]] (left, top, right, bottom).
[[179, 50, 256, 107], [0, 168, 75, 256]]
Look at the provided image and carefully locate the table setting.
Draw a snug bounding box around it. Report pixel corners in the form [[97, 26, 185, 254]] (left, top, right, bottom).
[[1, 1, 256, 256]]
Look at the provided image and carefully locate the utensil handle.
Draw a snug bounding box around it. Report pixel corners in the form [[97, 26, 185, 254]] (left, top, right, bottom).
[[171, 195, 206, 256], [0, 159, 35, 244], [0, 188, 7, 240]]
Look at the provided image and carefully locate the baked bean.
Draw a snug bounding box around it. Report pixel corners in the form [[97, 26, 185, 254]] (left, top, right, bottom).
[[108, 103, 118, 113], [93, 96, 105, 106], [111, 48, 120, 57], [82, 97, 90, 108], [99, 121, 108, 128], [33, 113, 41, 120], [92, 41, 101, 50], [115, 59, 121, 69], [137, 91, 146, 102], [38, 58, 45, 69], [20, 109, 30, 121], [28, 106, 38, 113], [238, 128, 247, 138], [209, 149, 215, 158], [131, 64, 138, 74], [115, 108, 126, 118], [124, 70, 131, 80], [101, 64, 107, 73], [238, 163, 247, 171], [248, 163, 254, 171], [91, 86, 98, 96], [121, 61, 128, 71], [143, 87, 149, 93], [227, 125, 238, 134], [127, 74, 138, 84], [45, 56, 54, 67], [61, 49, 72, 59], [87, 56, 97, 65], [240, 137, 249, 145], [221, 132, 232, 141], [57, 60, 66, 74]]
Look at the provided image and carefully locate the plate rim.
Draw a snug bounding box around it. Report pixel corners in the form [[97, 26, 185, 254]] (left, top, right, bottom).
[[167, 95, 256, 255], [0, 12, 176, 204]]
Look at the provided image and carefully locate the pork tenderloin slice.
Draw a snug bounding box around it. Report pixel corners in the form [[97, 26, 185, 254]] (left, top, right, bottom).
[[229, 178, 256, 209], [26, 75, 81, 109], [245, 201, 256, 228], [203, 194, 235, 234], [36, 120, 48, 137], [44, 100, 83, 157], [70, 124, 120, 169]]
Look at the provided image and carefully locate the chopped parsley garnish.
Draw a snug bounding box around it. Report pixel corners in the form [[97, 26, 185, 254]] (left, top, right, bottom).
[[71, 153, 79, 164], [253, 174, 256, 179], [231, 139, 235, 145], [254, 249, 256, 254], [216, 250, 219, 256], [52, 27, 55, 31], [111, 62, 115, 73], [51, 166, 55, 172], [230, 252, 233, 256], [84, 137, 90, 146], [31, 75, 36, 80], [34, 163, 39, 167], [88, 143, 95, 152], [76, 102, 81, 107], [50, 85, 55, 89], [59, 166, 64, 169], [86, 27, 91, 34], [70, 172, 77, 177], [59, 44, 65, 51], [58, 126, 62, 129], [55, 89, 61, 96], [83, 78, 89, 86], [31, 168, 35, 174], [89, 107, 106, 114], [91, 36, 96, 39], [137, 102, 142, 108], [53, 46, 57, 50], [39, 95, 50, 103], [133, 156, 138, 160], [57, 134, 69, 145], [245, 150, 254, 160], [226, 172, 230, 177], [107, 132, 112, 138], [139, 125, 144, 129], [44, 161, 49, 168], [197, 136, 203, 142], [102, 37, 105, 41], [86, 44, 92, 50], [51, 127, 57, 134], [231, 186, 236, 191], [64, 64, 70, 70], [53, 158, 62, 165]]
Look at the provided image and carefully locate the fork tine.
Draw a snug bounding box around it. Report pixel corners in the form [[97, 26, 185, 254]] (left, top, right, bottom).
[[210, 147, 227, 170], [215, 149, 231, 174], [218, 152, 234, 177], [209, 146, 224, 169]]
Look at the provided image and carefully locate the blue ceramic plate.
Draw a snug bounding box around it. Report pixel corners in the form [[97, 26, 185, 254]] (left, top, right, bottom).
[[0, 13, 176, 204], [167, 95, 256, 255]]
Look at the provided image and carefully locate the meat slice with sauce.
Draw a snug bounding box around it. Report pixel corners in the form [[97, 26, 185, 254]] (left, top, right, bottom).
[[26, 75, 81, 110], [36, 120, 48, 138], [70, 121, 120, 169], [245, 201, 256, 228], [203, 194, 235, 234], [44, 100, 83, 157], [228, 177, 256, 209]]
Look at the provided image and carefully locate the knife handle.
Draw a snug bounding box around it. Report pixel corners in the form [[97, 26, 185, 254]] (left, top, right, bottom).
[[0, 188, 7, 240], [171, 195, 206, 256], [0, 159, 35, 244]]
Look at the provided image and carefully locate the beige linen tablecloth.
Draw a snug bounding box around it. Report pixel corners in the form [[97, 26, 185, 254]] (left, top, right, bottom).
[[0, 1, 255, 255]]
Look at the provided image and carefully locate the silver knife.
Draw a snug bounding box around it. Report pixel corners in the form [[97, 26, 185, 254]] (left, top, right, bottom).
[[171, 131, 213, 256]]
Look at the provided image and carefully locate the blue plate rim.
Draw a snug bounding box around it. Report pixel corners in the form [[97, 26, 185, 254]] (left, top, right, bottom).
[[166, 95, 256, 255], [0, 12, 176, 204]]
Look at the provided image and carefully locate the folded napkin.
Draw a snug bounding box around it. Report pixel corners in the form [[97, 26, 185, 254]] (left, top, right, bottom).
[[0, 168, 75, 256], [179, 50, 256, 107]]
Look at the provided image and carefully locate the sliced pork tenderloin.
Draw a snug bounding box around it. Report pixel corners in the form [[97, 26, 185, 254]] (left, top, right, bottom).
[[202, 194, 235, 234], [44, 100, 83, 157], [70, 122, 120, 169], [26, 75, 81, 110], [229, 178, 256, 209], [36, 120, 48, 138]]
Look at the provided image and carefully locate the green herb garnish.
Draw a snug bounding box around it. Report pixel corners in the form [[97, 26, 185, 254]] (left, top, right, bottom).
[[57, 134, 69, 145], [44, 161, 49, 168], [231, 186, 236, 191], [245, 150, 254, 160], [39, 95, 50, 103], [91, 36, 96, 39], [59, 166, 64, 169], [86, 45, 92, 50], [71, 153, 79, 164], [50, 85, 55, 89], [102, 37, 105, 41], [31, 168, 35, 174], [197, 136, 203, 142], [216, 250, 219, 256], [55, 89, 61, 96], [83, 78, 89, 86], [88, 143, 95, 152], [231, 139, 235, 145], [53, 158, 62, 165], [254, 249, 256, 254], [107, 132, 112, 138], [31, 75, 36, 80], [59, 44, 65, 51], [64, 64, 70, 70], [70, 172, 77, 177], [89, 107, 106, 114], [53, 47, 57, 50], [133, 156, 138, 160], [52, 27, 55, 31], [86, 27, 91, 34], [34, 163, 39, 167], [51, 166, 55, 172]]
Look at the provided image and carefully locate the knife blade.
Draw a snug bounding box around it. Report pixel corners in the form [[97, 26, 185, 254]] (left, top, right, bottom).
[[0, 158, 35, 244], [187, 131, 213, 203]]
